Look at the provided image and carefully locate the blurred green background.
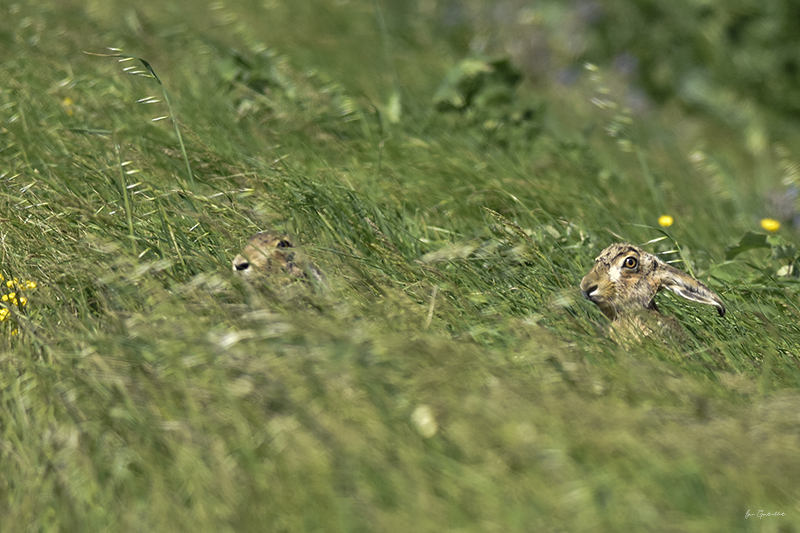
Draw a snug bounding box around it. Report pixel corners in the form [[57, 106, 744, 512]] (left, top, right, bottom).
[[1, 0, 799, 531]]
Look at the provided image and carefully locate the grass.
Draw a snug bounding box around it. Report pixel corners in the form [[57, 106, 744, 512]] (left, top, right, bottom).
[[1, 1, 799, 531]]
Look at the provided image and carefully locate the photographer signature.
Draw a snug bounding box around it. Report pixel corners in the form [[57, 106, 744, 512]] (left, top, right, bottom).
[[745, 510, 785, 519]]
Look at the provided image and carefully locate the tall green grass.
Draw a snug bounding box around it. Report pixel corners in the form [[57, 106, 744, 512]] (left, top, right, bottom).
[[0, 1, 798, 531]]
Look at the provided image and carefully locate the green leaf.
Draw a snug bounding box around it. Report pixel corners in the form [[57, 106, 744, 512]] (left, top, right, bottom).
[[771, 243, 798, 261], [433, 56, 521, 111], [725, 231, 770, 260]]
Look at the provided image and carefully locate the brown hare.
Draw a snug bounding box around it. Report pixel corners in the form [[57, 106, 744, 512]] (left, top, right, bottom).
[[580, 243, 725, 343], [232, 231, 323, 283]]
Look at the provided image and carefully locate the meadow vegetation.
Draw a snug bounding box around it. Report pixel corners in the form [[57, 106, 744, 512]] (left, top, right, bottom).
[[1, 0, 799, 531]]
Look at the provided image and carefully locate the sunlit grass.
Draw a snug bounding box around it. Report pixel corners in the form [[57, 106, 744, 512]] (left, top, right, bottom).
[[0, 1, 798, 532]]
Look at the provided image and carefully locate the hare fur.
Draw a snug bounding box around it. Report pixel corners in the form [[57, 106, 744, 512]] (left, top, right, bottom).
[[580, 243, 724, 342], [232, 231, 323, 283]]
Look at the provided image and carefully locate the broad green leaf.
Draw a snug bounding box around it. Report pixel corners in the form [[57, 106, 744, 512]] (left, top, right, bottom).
[[725, 231, 770, 260]]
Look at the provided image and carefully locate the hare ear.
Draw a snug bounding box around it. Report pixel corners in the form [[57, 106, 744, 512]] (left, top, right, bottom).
[[656, 266, 726, 317]]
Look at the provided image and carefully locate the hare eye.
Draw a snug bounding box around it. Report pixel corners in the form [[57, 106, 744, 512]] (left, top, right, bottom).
[[623, 256, 638, 269], [276, 240, 292, 248]]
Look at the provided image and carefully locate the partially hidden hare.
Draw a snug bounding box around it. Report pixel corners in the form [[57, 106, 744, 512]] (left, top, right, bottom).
[[232, 231, 323, 283], [580, 243, 725, 343]]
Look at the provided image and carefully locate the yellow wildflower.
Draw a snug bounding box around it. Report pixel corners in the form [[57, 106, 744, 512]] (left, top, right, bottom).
[[760, 218, 780, 232], [658, 215, 674, 228], [0, 273, 37, 334], [62, 97, 75, 116]]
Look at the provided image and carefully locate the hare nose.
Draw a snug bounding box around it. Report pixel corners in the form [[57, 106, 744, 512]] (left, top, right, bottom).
[[582, 285, 598, 300], [234, 260, 250, 271]]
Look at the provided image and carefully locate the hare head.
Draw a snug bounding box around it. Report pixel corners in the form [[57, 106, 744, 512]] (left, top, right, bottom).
[[232, 231, 307, 278], [580, 243, 725, 322]]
